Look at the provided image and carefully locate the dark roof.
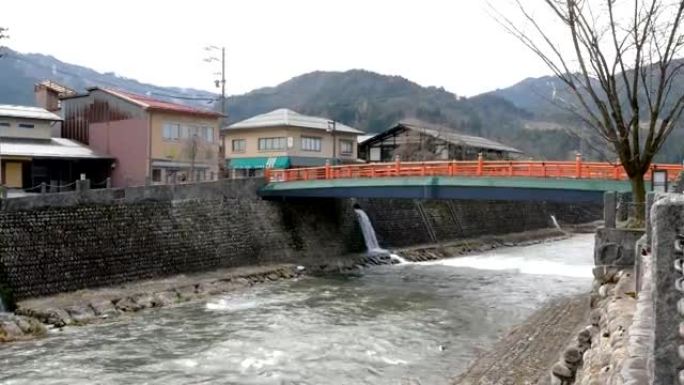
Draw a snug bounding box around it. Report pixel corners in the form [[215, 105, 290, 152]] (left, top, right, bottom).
[[361, 120, 523, 154], [63, 88, 223, 118]]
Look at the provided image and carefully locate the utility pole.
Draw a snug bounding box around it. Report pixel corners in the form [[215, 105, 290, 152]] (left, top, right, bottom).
[[204, 45, 226, 120], [327, 120, 337, 165]]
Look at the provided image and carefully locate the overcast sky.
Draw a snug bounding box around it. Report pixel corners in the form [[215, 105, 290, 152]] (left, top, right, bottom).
[[3, 0, 558, 97]]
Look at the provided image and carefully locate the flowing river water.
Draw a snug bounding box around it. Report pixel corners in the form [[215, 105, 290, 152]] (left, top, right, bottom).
[[0, 234, 594, 385]]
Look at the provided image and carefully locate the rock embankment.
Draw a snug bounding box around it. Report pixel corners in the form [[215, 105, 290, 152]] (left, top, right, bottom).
[[549, 267, 637, 385]]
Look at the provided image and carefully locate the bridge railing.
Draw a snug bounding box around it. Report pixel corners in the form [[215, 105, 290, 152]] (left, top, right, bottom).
[[265, 156, 683, 183]]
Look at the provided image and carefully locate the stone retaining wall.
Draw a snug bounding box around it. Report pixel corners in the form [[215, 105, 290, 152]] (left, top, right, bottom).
[[0, 179, 602, 303]]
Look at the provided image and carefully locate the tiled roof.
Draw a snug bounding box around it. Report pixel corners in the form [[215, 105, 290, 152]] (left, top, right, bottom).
[[225, 108, 364, 134], [98, 88, 222, 118], [0, 105, 62, 121], [400, 120, 523, 154]]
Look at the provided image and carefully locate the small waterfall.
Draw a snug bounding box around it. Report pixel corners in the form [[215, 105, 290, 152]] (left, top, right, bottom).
[[354, 208, 408, 264], [550, 215, 562, 231], [354, 209, 383, 253]]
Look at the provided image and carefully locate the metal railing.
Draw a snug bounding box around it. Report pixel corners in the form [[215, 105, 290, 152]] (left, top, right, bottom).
[[265, 155, 684, 183]]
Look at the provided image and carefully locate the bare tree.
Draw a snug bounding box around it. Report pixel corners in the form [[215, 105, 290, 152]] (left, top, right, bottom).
[[494, 0, 684, 221], [0, 27, 8, 58]]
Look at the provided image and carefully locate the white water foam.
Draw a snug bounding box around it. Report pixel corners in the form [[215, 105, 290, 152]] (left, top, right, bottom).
[[426, 255, 591, 278], [422, 235, 595, 278], [389, 254, 409, 264]]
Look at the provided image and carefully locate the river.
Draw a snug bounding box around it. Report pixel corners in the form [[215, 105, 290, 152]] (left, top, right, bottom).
[[0, 234, 594, 385]]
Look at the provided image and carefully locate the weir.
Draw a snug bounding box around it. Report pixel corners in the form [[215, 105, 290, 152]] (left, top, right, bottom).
[[354, 208, 408, 264]]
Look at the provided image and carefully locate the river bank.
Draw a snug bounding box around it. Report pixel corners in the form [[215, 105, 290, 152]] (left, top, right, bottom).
[[1, 227, 574, 344], [0, 233, 595, 385]]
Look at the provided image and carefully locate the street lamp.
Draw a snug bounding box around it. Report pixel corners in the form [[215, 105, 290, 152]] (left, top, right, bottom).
[[327, 120, 336, 165]]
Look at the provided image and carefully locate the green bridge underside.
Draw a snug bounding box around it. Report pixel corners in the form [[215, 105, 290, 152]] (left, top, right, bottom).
[[259, 176, 633, 203]]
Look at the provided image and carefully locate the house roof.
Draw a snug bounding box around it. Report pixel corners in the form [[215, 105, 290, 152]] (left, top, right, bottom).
[[75, 87, 223, 118], [362, 120, 524, 154], [0, 105, 62, 121], [225, 108, 364, 134], [0, 137, 113, 159]]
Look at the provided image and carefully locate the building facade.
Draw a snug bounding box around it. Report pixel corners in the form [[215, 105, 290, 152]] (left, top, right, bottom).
[[222, 109, 363, 178], [60, 88, 222, 187], [0, 104, 112, 191], [359, 120, 523, 162]]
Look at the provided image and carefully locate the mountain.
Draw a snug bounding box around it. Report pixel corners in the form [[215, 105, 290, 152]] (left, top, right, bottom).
[[0, 48, 217, 107], [1, 48, 681, 161]]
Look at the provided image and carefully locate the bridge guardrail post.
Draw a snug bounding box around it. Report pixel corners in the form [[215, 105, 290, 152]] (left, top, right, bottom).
[[395, 155, 401, 176], [575, 153, 582, 179], [325, 161, 331, 180], [477, 153, 484, 176]]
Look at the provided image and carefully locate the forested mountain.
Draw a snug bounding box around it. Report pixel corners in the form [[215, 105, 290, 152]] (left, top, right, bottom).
[[1, 48, 682, 161]]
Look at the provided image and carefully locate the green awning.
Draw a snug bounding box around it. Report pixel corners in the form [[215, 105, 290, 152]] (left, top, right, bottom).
[[227, 156, 291, 169]]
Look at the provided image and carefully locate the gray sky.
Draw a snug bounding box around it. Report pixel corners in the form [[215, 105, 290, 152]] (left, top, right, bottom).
[[4, 0, 556, 97]]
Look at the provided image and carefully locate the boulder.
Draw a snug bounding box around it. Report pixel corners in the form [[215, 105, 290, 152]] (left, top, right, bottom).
[[44, 308, 73, 327], [131, 294, 154, 309], [552, 361, 574, 379], [65, 305, 97, 324], [152, 291, 179, 307], [90, 300, 118, 318], [115, 297, 143, 312], [13, 316, 47, 336], [0, 320, 24, 341]]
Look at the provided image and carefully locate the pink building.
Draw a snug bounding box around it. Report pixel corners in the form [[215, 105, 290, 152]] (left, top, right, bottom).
[[60, 88, 223, 187]]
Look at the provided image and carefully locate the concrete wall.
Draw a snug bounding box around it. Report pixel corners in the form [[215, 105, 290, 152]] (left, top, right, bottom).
[[89, 118, 149, 187], [358, 199, 601, 248]]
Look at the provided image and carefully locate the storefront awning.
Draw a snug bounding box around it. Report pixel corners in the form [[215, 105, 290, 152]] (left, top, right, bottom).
[[228, 156, 291, 169]]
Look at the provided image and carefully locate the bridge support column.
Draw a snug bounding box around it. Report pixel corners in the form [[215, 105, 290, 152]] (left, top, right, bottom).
[[604, 191, 617, 229]]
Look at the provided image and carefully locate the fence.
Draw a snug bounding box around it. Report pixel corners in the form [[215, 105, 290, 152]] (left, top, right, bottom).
[[265, 155, 684, 183]]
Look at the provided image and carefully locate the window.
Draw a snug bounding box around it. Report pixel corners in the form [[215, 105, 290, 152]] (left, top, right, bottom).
[[258, 137, 287, 151], [203, 126, 214, 142], [301, 136, 322, 152], [182, 125, 199, 139], [0, 122, 10, 127], [18, 123, 34, 129], [152, 168, 162, 182], [163, 123, 180, 140], [340, 139, 354, 155], [232, 139, 246, 152]]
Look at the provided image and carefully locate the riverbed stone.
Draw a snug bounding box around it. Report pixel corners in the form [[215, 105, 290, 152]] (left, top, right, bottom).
[[44, 308, 73, 327], [552, 361, 574, 378], [564, 346, 583, 366], [152, 290, 179, 306], [65, 305, 96, 324], [90, 300, 118, 318], [131, 294, 154, 309], [115, 297, 143, 312], [0, 320, 24, 342]]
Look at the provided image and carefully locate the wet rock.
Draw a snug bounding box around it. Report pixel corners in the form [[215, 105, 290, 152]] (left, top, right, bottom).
[[552, 361, 574, 378], [115, 297, 143, 312], [90, 300, 118, 318], [564, 346, 582, 366], [65, 305, 96, 324], [0, 320, 24, 340], [44, 308, 73, 327], [152, 290, 179, 306], [267, 273, 280, 281], [13, 316, 46, 336], [131, 294, 154, 309], [176, 286, 197, 302]]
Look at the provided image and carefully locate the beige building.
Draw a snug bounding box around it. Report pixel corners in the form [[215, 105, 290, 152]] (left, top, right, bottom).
[[222, 109, 364, 178]]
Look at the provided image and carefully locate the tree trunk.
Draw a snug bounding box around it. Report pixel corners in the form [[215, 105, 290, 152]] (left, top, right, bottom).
[[629, 173, 647, 225]]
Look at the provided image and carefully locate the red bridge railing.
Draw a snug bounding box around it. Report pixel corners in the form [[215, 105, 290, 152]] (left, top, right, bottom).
[[265, 155, 683, 184]]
